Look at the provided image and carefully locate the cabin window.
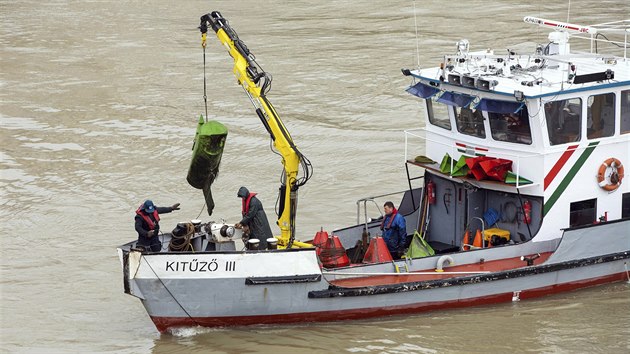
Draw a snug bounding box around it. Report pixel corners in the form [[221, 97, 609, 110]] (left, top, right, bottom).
[[587, 93, 615, 139], [622, 193, 630, 218], [488, 107, 532, 144], [426, 100, 451, 130], [621, 90, 630, 135], [454, 107, 486, 138], [544, 98, 582, 145], [569, 198, 596, 227]]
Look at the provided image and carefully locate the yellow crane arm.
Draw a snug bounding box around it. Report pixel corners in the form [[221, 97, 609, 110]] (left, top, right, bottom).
[[199, 12, 312, 247]]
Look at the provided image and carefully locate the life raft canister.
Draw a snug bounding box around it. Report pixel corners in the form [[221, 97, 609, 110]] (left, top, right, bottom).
[[597, 158, 624, 192]]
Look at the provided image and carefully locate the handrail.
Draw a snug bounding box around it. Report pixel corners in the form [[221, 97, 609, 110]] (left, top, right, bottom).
[[355, 190, 409, 227]]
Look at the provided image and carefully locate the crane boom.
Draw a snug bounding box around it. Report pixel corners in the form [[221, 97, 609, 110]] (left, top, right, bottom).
[[199, 11, 312, 248]]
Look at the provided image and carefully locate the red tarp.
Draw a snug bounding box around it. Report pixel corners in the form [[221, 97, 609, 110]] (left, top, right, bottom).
[[465, 156, 492, 180], [479, 158, 513, 181]]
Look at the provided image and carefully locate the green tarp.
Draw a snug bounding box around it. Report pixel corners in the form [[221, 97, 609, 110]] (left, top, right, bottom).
[[405, 230, 435, 259], [451, 155, 470, 177], [504, 171, 533, 185]]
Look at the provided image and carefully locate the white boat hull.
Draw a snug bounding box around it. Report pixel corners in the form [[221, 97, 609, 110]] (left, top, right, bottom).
[[118, 219, 629, 332]]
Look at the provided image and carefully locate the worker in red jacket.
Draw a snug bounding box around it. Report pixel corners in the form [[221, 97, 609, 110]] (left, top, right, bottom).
[[235, 186, 272, 250]]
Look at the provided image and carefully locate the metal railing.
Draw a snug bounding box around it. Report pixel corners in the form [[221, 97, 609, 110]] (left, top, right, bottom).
[[355, 190, 409, 231]]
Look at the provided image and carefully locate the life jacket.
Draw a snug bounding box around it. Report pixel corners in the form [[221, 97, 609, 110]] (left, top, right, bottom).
[[241, 193, 258, 216], [136, 207, 160, 230], [381, 208, 398, 230]]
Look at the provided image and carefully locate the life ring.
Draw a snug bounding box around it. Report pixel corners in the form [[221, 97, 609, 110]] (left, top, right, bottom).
[[597, 158, 624, 192]]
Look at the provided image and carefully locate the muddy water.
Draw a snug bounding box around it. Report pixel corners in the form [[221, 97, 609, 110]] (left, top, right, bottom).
[[2, 0, 629, 352]]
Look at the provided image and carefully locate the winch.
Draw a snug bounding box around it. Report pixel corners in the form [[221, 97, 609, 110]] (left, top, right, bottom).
[[204, 221, 243, 244], [170, 220, 243, 252]]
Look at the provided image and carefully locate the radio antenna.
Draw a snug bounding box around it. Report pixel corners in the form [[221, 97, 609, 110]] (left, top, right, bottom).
[[413, 0, 421, 68]]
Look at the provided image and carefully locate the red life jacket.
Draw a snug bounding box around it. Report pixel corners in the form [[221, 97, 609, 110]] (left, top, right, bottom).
[[381, 207, 398, 230], [136, 206, 160, 230], [241, 193, 257, 216]]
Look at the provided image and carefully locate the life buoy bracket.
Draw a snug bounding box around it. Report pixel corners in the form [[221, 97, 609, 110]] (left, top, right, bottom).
[[597, 158, 624, 192]]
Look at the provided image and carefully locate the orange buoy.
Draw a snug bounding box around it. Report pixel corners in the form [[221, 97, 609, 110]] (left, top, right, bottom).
[[319, 235, 350, 268], [472, 229, 483, 249], [362, 237, 393, 263], [312, 229, 329, 256], [461, 230, 471, 251]]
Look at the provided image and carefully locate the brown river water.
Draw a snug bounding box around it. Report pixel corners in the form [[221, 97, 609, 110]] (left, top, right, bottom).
[[2, 0, 629, 353]]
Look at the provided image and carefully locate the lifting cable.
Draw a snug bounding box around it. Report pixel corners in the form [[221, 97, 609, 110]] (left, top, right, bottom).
[[201, 33, 209, 123]]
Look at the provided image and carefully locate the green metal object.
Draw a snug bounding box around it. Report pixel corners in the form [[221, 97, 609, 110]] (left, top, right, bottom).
[[439, 153, 453, 174], [406, 230, 435, 259], [451, 155, 470, 177], [187, 115, 228, 215], [504, 171, 533, 185]]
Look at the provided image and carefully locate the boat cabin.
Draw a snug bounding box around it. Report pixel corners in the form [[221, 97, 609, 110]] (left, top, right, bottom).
[[334, 18, 629, 261], [401, 17, 629, 249]]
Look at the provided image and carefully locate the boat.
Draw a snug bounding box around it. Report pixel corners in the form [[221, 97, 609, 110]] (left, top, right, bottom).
[[117, 12, 630, 333]]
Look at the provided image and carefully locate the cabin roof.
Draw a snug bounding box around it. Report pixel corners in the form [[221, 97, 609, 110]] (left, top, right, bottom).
[[411, 54, 629, 101], [408, 16, 630, 101]]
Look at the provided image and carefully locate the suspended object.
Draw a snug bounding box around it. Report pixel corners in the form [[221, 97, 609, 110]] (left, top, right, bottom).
[[186, 115, 228, 216]]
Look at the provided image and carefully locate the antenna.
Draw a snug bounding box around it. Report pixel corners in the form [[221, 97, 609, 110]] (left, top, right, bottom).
[[413, 0, 421, 68]]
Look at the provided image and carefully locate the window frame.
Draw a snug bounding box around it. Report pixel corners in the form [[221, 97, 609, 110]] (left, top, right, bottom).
[[544, 97, 583, 146], [426, 99, 452, 130], [586, 92, 616, 139]]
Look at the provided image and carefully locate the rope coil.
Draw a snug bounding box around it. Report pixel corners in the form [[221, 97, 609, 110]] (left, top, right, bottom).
[[168, 223, 195, 252]]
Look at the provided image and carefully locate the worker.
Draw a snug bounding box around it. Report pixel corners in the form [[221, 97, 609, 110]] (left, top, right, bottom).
[[380, 201, 408, 258], [235, 186, 273, 249], [135, 200, 180, 252]]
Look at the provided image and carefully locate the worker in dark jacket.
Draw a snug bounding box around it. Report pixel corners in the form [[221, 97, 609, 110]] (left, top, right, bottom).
[[135, 199, 180, 252], [235, 186, 273, 249]]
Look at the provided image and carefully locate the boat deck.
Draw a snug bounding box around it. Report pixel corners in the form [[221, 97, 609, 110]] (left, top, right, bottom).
[[327, 252, 553, 288]]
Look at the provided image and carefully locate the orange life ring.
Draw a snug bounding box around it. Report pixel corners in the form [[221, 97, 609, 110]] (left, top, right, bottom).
[[597, 158, 624, 192]]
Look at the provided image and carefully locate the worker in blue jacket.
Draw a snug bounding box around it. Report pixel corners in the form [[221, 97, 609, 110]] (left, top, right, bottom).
[[380, 201, 407, 258]]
